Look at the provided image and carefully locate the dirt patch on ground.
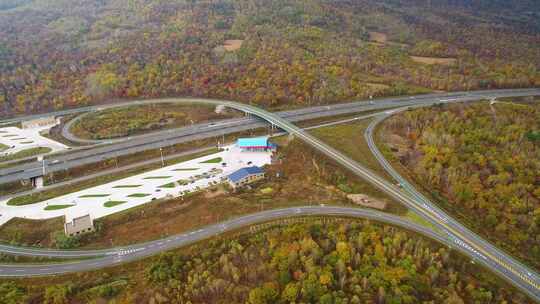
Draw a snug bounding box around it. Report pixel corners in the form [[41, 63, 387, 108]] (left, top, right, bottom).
[[204, 187, 226, 199], [410, 56, 457, 65], [347, 193, 387, 210], [223, 39, 243, 51], [369, 31, 387, 43]]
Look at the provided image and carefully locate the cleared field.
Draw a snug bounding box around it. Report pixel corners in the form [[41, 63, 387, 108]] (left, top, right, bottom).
[[369, 31, 387, 43], [410, 55, 457, 65], [223, 39, 243, 51]]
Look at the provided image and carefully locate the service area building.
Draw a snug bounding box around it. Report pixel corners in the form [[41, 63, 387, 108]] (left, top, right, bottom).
[[64, 214, 95, 237], [237, 137, 276, 152], [228, 166, 265, 189]]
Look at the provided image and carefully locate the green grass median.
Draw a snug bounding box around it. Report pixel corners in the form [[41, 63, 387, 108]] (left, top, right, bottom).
[[44, 204, 74, 211], [104, 201, 127, 208], [200, 157, 222, 164]]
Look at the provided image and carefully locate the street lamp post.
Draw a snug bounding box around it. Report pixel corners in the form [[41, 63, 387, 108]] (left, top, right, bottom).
[[160, 148, 165, 167]]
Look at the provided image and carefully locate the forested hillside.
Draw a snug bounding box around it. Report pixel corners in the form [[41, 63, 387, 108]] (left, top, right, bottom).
[[1, 221, 531, 303], [0, 0, 538, 116], [381, 101, 540, 270]]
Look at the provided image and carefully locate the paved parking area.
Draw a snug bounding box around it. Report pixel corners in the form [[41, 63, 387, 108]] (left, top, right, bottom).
[[0, 125, 67, 156], [0, 144, 272, 226]]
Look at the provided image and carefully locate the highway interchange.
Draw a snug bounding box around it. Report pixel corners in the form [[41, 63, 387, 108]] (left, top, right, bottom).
[[0, 88, 539, 300], [1, 89, 537, 184]]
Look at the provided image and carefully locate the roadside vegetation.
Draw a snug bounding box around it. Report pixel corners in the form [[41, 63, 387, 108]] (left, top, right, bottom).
[[379, 101, 540, 271], [309, 119, 393, 181], [0, 220, 531, 303], [70, 103, 240, 140], [0, 147, 52, 163], [200, 157, 223, 164]]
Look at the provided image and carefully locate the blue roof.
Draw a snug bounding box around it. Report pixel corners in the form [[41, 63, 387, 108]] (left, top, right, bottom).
[[228, 166, 264, 183], [237, 137, 268, 148]]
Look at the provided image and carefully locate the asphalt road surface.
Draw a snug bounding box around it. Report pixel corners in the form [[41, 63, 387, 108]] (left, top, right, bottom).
[[0, 206, 458, 274], [1, 89, 537, 185]]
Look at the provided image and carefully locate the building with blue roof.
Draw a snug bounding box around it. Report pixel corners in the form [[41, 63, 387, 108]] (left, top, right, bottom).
[[237, 137, 276, 152], [227, 166, 265, 188]]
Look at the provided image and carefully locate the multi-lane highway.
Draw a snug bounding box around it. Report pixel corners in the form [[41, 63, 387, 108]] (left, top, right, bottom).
[[0, 94, 440, 184], [1, 89, 537, 185], [1, 88, 539, 300]]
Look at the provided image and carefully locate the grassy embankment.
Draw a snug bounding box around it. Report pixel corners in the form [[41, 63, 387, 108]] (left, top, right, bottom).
[[0, 147, 52, 163], [70, 103, 241, 140]]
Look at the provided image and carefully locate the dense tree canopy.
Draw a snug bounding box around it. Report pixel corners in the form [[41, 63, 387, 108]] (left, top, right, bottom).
[[382, 101, 540, 270], [140, 221, 528, 303], [0, 0, 538, 116], [2, 221, 531, 302]]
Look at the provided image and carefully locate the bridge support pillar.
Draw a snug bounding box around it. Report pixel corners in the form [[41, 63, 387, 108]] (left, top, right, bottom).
[[30, 176, 44, 189]]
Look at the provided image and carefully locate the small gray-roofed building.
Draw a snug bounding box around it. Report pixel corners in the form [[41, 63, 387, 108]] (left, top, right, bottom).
[[228, 166, 265, 189], [64, 214, 94, 237]]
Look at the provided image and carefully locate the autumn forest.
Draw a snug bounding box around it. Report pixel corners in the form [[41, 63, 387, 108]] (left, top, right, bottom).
[[0, 0, 539, 116]]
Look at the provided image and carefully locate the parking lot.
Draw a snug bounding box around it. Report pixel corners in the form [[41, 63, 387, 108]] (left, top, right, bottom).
[[0, 144, 272, 226], [0, 125, 67, 157]]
